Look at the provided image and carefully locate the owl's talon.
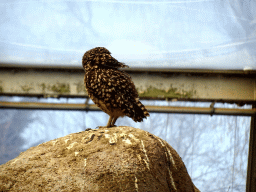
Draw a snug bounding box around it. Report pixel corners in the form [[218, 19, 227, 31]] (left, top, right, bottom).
[[98, 126, 106, 129], [98, 125, 115, 129]]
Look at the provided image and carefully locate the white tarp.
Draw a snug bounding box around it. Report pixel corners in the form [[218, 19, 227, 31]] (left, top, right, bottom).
[[0, 0, 255, 69]]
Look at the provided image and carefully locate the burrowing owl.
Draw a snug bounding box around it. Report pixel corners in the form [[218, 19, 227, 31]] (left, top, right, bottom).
[[82, 47, 149, 127]]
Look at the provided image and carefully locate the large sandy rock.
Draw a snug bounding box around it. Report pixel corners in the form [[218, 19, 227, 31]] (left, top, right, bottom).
[[0, 126, 199, 192]]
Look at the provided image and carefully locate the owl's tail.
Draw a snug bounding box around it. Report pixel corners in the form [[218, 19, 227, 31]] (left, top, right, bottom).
[[132, 100, 150, 122]]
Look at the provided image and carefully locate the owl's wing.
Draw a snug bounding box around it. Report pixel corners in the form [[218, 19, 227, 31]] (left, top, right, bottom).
[[87, 68, 137, 106], [86, 67, 149, 122]]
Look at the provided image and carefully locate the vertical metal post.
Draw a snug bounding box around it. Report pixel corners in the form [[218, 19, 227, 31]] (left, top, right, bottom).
[[246, 104, 256, 192]]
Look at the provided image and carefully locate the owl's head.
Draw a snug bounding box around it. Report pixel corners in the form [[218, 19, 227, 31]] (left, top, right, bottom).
[[82, 47, 128, 70]]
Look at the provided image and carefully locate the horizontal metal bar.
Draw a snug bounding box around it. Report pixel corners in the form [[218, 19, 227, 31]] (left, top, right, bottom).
[[0, 64, 255, 104], [0, 101, 255, 116], [1, 63, 256, 76]]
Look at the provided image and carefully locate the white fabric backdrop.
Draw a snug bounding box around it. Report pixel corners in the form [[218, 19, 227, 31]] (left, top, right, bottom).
[[0, 0, 255, 69]]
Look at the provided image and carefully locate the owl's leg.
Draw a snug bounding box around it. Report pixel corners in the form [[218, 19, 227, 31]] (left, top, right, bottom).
[[106, 115, 114, 127], [98, 116, 113, 128], [111, 117, 118, 127]]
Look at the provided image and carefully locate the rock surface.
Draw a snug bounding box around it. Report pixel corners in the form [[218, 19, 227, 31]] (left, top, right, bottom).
[[0, 126, 200, 192]]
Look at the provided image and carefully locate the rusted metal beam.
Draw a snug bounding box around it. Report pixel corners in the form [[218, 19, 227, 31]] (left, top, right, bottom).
[[0, 64, 255, 104], [1, 63, 256, 76], [0, 101, 255, 116]]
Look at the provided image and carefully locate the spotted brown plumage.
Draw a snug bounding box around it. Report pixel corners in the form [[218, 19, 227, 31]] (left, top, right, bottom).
[[82, 47, 149, 127]]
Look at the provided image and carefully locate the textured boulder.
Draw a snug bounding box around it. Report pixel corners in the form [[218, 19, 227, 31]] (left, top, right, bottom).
[[0, 126, 200, 192]]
